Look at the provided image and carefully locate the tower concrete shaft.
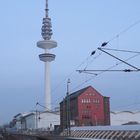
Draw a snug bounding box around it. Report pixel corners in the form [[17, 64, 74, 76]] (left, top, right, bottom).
[[37, 0, 57, 111], [45, 60, 51, 110]]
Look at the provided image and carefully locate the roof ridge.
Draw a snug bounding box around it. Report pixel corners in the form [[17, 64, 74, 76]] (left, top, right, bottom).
[[67, 86, 91, 99], [70, 86, 91, 95]]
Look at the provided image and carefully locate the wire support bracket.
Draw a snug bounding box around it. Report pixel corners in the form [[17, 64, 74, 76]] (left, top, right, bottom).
[[98, 47, 139, 70], [77, 69, 140, 73]]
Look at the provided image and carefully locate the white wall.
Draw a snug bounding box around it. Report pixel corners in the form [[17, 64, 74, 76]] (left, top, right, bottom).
[[15, 121, 21, 129], [25, 114, 36, 129], [111, 111, 140, 125], [14, 111, 60, 130], [37, 112, 60, 130]]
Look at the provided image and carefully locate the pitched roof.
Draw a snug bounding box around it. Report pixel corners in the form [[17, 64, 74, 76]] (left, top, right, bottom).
[[68, 86, 91, 99], [60, 86, 91, 104], [60, 85, 109, 104]]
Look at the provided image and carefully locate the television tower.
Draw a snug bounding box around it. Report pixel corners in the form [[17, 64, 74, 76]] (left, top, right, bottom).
[[37, 0, 57, 110]]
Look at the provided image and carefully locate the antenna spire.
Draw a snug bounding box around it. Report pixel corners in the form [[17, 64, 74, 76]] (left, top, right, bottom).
[[41, 0, 52, 40], [45, 0, 49, 17]]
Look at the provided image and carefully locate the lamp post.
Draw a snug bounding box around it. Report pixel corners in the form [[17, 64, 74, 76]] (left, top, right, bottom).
[[35, 102, 39, 129], [35, 102, 44, 129], [66, 79, 71, 136], [35, 109, 38, 129]]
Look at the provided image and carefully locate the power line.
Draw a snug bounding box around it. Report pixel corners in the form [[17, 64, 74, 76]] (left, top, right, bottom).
[[76, 19, 140, 75], [100, 48, 140, 54], [99, 19, 140, 49], [98, 47, 140, 70], [51, 19, 140, 106], [78, 69, 140, 72], [108, 19, 140, 43], [77, 52, 140, 74], [113, 102, 140, 110], [70, 75, 96, 92], [51, 55, 91, 94], [74, 53, 140, 93], [52, 53, 140, 104], [36, 102, 51, 111], [51, 51, 103, 103], [84, 52, 102, 70]]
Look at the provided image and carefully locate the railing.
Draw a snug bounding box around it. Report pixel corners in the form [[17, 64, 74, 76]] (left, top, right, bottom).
[[2, 126, 140, 140], [61, 125, 140, 140]]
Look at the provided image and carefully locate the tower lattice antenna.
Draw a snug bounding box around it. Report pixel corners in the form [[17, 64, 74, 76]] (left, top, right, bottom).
[[41, 0, 53, 40]]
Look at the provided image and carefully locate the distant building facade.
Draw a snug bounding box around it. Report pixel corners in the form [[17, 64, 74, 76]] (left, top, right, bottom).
[[60, 86, 110, 130], [111, 111, 140, 125], [13, 113, 35, 130], [13, 111, 60, 130]]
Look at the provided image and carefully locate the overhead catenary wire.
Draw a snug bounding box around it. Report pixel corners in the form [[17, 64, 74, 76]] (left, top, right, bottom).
[[52, 48, 140, 106], [53, 49, 102, 101], [51, 55, 90, 93], [100, 48, 140, 54], [51, 50, 104, 104], [36, 102, 59, 114], [98, 47, 140, 70], [77, 41, 140, 74], [113, 102, 140, 110], [36, 102, 51, 111], [78, 69, 140, 72], [113, 92, 140, 110], [99, 19, 140, 49], [74, 53, 140, 92], [50, 19, 140, 107], [50, 54, 95, 104], [77, 52, 140, 74], [107, 19, 140, 43], [84, 52, 102, 70], [51, 48, 103, 97], [77, 19, 140, 75]]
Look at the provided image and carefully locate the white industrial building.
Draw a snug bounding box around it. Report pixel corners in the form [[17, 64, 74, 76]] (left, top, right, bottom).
[[13, 111, 60, 130], [111, 111, 140, 125], [13, 113, 34, 129], [37, 111, 60, 130]]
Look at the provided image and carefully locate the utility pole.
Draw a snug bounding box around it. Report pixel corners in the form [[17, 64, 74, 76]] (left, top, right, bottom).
[[36, 109, 38, 129], [35, 103, 38, 129], [66, 79, 71, 136]]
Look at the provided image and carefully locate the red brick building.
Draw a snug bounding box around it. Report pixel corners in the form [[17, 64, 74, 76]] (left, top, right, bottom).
[[60, 86, 110, 129]]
